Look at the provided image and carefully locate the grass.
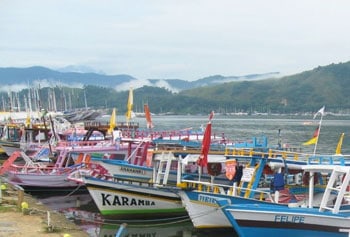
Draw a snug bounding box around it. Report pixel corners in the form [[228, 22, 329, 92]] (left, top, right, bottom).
[[0, 203, 17, 212]]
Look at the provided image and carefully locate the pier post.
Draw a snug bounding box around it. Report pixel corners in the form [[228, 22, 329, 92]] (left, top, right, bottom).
[[17, 189, 24, 208]]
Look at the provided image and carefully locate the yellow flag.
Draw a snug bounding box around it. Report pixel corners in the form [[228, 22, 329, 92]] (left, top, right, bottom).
[[107, 108, 117, 135], [335, 133, 345, 155], [126, 87, 134, 122]]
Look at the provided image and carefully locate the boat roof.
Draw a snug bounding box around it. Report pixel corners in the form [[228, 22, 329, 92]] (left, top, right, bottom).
[[301, 164, 350, 173]]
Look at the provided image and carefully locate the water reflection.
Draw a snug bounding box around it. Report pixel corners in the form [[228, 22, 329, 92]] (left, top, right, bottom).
[[33, 191, 236, 237], [97, 221, 236, 237]]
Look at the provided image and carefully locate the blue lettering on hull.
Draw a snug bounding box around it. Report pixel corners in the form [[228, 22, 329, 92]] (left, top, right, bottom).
[[274, 215, 305, 223]]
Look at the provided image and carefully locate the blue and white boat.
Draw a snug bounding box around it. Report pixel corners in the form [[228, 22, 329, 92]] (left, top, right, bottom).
[[178, 145, 350, 229], [217, 165, 350, 237]]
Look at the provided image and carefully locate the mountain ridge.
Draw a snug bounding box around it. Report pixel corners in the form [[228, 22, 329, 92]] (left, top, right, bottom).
[[0, 66, 280, 92]]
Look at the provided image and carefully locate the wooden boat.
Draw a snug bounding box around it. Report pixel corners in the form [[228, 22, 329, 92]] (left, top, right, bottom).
[[78, 126, 232, 221], [0, 122, 24, 156], [217, 165, 350, 237], [0, 150, 82, 188], [176, 128, 350, 229], [83, 175, 187, 220], [79, 128, 270, 221], [82, 151, 189, 219], [0, 138, 142, 189], [177, 146, 350, 229], [0, 116, 69, 156]]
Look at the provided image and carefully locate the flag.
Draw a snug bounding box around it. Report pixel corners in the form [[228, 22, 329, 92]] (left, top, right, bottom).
[[303, 126, 320, 145], [197, 111, 214, 167], [126, 87, 135, 122], [107, 108, 117, 135], [197, 122, 211, 167], [313, 106, 325, 119], [25, 113, 31, 127], [144, 104, 154, 129], [335, 133, 345, 155]]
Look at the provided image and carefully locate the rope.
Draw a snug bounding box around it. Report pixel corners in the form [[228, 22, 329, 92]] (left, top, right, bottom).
[[62, 184, 84, 198], [103, 215, 190, 226], [186, 206, 223, 220], [71, 214, 191, 228]]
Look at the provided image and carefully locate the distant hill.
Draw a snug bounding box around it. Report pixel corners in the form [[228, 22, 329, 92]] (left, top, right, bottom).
[[1, 62, 350, 115], [178, 61, 350, 113], [0, 66, 279, 92], [0, 66, 136, 90]]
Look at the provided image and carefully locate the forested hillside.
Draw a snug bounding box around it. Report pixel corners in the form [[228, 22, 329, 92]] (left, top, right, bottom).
[[179, 62, 350, 114]]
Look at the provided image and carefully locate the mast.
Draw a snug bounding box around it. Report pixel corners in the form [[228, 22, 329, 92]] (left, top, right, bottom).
[[313, 106, 325, 155], [84, 88, 88, 110]]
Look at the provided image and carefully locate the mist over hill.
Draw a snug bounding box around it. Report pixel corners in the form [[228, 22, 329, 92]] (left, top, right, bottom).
[[0, 66, 279, 92]]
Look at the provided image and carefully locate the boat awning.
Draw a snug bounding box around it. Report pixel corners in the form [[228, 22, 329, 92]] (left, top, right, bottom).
[[301, 164, 350, 173]]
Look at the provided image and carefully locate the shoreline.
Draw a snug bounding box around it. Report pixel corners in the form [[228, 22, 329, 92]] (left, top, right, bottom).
[[0, 181, 89, 237]]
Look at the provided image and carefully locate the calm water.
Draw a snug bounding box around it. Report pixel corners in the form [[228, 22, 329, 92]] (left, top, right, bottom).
[[35, 115, 350, 236], [149, 115, 350, 154]]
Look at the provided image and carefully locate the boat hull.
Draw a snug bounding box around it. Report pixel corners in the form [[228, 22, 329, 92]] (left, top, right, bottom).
[[99, 160, 156, 182], [0, 141, 20, 156], [84, 177, 187, 219], [7, 172, 80, 188], [179, 190, 231, 228], [179, 190, 282, 229], [219, 201, 350, 237]]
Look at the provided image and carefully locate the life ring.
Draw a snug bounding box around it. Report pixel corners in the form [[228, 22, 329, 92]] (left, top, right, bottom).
[[207, 163, 222, 176]]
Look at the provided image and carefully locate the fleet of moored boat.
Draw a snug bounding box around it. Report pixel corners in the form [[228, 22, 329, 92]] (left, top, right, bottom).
[[1, 105, 350, 237]]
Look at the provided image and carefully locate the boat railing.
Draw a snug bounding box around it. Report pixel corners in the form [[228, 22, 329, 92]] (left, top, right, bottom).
[[225, 148, 350, 166], [56, 140, 114, 148], [8, 162, 84, 175], [152, 147, 225, 155], [178, 179, 274, 202], [307, 155, 347, 166], [125, 140, 146, 163], [121, 128, 230, 143]]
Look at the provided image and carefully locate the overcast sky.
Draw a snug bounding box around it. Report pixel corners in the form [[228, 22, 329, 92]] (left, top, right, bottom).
[[1, 0, 350, 81]]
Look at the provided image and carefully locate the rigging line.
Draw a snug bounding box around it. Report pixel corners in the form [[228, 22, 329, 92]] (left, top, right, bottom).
[[69, 214, 190, 227], [189, 206, 223, 220], [62, 184, 84, 198], [101, 215, 191, 226]]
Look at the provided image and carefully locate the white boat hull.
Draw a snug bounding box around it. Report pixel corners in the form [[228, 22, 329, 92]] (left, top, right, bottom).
[[84, 177, 186, 219], [7, 172, 80, 188], [179, 190, 231, 228]]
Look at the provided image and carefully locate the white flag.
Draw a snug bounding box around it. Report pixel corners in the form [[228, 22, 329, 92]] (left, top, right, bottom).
[[313, 106, 325, 119]]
